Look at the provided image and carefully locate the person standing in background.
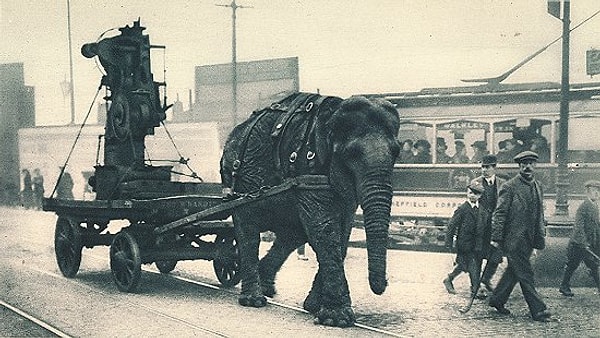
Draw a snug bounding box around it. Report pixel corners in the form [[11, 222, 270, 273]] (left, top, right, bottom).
[[56, 167, 74, 200], [20, 169, 33, 209], [32, 168, 45, 210]]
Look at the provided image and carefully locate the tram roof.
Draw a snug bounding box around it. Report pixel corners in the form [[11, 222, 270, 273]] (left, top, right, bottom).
[[360, 81, 600, 120]]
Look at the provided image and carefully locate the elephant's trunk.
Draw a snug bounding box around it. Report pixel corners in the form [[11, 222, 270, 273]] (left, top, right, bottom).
[[359, 166, 393, 295]]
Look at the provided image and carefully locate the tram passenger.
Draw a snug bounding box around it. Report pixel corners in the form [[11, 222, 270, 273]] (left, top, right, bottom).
[[436, 137, 451, 164], [471, 155, 506, 294], [487, 151, 553, 322], [496, 138, 520, 163], [530, 137, 550, 163], [451, 140, 470, 164], [443, 181, 485, 296], [470, 141, 489, 164], [558, 180, 600, 297], [413, 139, 431, 164], [398, 139, 415, 163]]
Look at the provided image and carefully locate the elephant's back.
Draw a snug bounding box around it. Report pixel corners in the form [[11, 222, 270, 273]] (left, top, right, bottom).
[[221, 111, 280, 192]]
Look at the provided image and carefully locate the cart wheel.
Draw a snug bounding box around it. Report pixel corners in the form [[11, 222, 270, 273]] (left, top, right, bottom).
[[54, 217, 82, 278], [155, 260, 177, 274], [110, 231, 142, 292], [213, 233, 241, 287]]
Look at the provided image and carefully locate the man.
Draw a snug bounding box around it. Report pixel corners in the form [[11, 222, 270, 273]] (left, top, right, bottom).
[[559, 180, 600, 296], [451, 140, 469, 164], [436, 137, 451, 164], [487, 151, 552, 322], [471, 154, 506, 292], [470, 141, 488, 164]]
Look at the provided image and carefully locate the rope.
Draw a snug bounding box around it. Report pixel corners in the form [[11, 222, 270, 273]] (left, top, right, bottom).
[[159, 120, 203, 182], [50, 83, 102, 198]]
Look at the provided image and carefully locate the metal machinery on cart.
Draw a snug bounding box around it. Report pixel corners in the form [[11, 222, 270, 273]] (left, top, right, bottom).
[[42, 20, 245, 292]]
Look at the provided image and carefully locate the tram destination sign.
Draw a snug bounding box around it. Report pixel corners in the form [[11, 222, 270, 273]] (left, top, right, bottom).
[[586, 49, 600, 76]]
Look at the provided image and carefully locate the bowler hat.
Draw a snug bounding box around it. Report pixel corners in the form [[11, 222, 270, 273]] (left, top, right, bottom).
[[454, 140, 465, 148], [513, 150, 539, 163], [437, 137, 447, 148], [481, 154, 497, 166], [467, 181, 484, 194], [584, 180, 600, 188]]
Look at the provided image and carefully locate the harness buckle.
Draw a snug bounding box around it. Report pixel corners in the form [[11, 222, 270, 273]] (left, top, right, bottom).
[[305, 102, 314, 112], [232, 160, 241, 170], [307, 151, 315, 160], [289, 152, 297, 163]]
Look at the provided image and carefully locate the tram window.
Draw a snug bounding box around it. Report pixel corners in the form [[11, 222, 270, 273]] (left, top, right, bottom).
[[569, 116, 600, 163]]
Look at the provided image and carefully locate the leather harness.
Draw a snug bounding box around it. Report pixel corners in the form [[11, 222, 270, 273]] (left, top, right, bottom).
[[230, 92, 331, 192]]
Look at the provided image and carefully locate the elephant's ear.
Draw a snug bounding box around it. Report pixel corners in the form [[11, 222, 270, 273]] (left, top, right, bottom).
[[314, 98, 343, 169]]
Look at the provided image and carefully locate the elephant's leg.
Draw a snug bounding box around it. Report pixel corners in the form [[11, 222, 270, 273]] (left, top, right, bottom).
[[297, 190, 354, 327], [233, 209, 267, 308], [259, 226, 306, 297], [304, 211, 354, 314]]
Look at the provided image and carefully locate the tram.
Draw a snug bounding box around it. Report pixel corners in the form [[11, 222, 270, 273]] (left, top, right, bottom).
[[363, 82, 600, 227]]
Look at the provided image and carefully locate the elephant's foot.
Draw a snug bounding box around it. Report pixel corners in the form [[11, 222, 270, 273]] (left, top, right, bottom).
[[303, 291, 321, 314], [238, 292, 267, 307], [260, 281, 276, 297], [313, 306, 355, 328]]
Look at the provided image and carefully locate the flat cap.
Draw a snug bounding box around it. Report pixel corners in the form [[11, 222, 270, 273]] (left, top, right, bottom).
[[584, 180, 600, 188], [467, 181, 484, 194], [513, 150, 539, 163], [481, 154, 497, 166]]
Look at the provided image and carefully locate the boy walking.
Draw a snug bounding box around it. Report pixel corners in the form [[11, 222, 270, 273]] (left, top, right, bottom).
[[443, 182, 485, 296]]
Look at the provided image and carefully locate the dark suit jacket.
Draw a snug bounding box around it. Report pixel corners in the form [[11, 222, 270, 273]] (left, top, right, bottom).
[[571, 198, 600, 254], [446, 201, 484, 253], [491, 174, 546, 254], [471, 175, 506, 255]]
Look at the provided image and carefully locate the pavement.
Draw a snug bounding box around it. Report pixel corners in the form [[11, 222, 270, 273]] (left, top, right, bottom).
[[2, 206, 600, 337]]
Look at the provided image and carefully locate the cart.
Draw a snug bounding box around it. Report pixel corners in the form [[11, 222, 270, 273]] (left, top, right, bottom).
[[43, 176, 325, 292], [41, 19, 324, 293]]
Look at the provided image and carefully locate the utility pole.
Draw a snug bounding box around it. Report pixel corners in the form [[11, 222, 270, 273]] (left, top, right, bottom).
[[548, 0, 570, 216], [216, 1, 252, 126], [66, 0, 76, 125]]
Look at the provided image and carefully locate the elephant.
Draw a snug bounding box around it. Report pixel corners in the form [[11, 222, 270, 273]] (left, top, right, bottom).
[[220, 92, 400, 327]]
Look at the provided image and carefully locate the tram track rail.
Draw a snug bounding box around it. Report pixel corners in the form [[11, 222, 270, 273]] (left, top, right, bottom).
[[0, 299, 72, 338], [28, 267, 230, 338], [158, 271, 405, 337], [81, 251, 404, 337]]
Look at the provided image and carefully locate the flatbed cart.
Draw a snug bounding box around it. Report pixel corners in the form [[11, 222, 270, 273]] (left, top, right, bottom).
[[40, 20, 330, 293], [43, 176, 326, 293]]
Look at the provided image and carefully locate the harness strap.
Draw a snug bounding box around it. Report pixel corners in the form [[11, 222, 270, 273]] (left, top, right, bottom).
[[230, 109, 269, 192], [288, 95, 328, 175], [272, 93, 317, 172]]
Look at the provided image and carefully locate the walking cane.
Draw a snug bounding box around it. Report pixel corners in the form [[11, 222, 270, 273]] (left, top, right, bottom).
[[583, 247, 600, 291], [459, 256, 485, 314]]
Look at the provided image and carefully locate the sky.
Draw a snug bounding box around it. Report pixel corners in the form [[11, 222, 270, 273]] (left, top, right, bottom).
[[2, 0, 600, 126]]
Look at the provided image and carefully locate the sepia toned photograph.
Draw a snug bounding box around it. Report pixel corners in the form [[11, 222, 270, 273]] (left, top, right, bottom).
[[2, 1, 600, 336]]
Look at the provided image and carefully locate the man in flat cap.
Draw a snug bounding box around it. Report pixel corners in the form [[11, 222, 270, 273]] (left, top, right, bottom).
[[471, 154, 506, 293], [487, 151, 553, 322], [559, 180, 600, 297]]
